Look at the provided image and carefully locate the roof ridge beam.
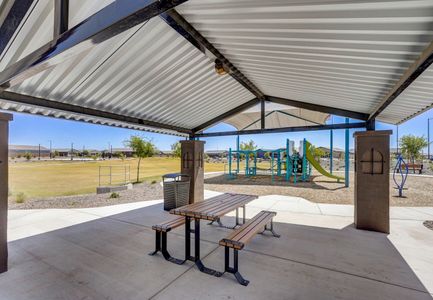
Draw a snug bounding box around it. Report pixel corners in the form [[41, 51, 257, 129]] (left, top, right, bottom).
[[160, 9, 265, 100], [0, 91, 192, 135], [267, 95, 369, 121], [0, 0, 188, 91], [369, 41, 433, 121], [194, 122, 367, 138]]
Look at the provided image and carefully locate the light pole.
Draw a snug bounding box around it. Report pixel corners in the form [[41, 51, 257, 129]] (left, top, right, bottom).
[[396, 125, 399, 154], [49, 140, 52, 159], [428, 118, 432, 160]]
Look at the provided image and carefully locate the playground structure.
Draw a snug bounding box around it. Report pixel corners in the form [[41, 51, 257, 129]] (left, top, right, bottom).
[[393, 154, 409, 197], [227, 138, 344, 184]]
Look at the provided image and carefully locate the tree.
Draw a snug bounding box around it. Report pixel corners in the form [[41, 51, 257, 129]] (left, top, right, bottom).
[[24, 152, 32, 161], [171, 142, 181, 158], [400, 134, 428, 165], [240, 140, 257, 159], [81, 150, 90, 157], [240, 140, 257, 151], [310, 146, 325, 160], [125, 136, 157, 182]]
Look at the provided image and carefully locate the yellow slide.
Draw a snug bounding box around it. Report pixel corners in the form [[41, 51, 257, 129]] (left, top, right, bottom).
[[305, 141, 344, 182]]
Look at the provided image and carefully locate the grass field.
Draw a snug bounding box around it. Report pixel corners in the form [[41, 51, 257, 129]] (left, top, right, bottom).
[[9, 157, 225, 198]]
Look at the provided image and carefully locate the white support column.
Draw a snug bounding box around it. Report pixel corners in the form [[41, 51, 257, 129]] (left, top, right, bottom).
[[0, 113, 12, 273]]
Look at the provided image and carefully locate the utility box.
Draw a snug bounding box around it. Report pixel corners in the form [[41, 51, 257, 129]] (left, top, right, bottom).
[[162, 173, 190, 211], [353, 130, 392, 233]]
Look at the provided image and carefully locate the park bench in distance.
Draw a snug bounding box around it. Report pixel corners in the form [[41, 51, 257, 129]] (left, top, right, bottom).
[[219, 210, 280, 286], [149, 216, 185, 265], [406, 163, 423, 174]]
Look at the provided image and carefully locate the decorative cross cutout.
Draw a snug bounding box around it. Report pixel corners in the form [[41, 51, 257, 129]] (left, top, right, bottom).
[[360, 148, 384, 175]]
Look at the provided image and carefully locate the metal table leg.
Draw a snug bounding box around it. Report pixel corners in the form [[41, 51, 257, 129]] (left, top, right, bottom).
[[193, 218, 223, 277]]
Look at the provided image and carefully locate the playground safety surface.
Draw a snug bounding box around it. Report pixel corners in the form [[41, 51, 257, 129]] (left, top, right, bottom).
[[204, 172, 433, 207]]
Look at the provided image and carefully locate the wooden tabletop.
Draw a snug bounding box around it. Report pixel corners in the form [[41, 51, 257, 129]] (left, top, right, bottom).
[[170, 193, 257, 221]]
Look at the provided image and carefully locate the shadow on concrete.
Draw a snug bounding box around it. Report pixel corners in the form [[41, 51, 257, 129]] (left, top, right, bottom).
[[1, 203, 431, 299]]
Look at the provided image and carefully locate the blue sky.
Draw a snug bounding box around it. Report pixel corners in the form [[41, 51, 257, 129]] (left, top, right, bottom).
[[7, 108, 433, 152]]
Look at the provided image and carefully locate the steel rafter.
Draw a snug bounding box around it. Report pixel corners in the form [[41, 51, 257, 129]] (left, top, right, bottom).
[[0, 0, 188, 91], [369, 42, 433, 121], [0, 91, 192, 135], [267, 96, 369, 121], [160, 9, 265, 100], [194, 122, 367, 138]]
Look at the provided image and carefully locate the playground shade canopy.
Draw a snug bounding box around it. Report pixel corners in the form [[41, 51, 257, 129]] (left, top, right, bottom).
[[0, 0, 433, 135], [223, 103, 330, 131]]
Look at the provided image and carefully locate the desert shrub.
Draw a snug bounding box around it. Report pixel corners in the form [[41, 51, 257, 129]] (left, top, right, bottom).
[[109, 192, 120, 199], [15, 192, 26, 203], [151, 180, 157, 184], [24, 152, 32, 161]]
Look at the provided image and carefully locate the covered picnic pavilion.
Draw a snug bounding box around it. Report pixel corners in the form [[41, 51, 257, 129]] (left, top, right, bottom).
[[0, 0, 433, 298]]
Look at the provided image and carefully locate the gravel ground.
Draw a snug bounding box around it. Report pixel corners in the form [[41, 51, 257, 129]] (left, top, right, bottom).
[[204, 172, 433, 206], [9, 172, 433, 209], [9, 182, 163, 209]]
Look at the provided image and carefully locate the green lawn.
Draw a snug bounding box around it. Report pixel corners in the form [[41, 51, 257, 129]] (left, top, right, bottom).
[[9, 157, 225, 198]]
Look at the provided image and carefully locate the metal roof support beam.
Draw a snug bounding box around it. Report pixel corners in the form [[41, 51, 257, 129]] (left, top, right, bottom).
[[0, 91, 192, 135], [266, 95, 369, 121], [160, 10, 265, 100], [194, 122, 367, 138], [366, 118, 376, 131], [53, 0, 69, 38], [276, 110, 321, 125], [260, 99, 265, 129], [192, 98, 259, 133], [369, 42, 433, 121], [0, 0, 188, 91], [0, 0, 34, 57]]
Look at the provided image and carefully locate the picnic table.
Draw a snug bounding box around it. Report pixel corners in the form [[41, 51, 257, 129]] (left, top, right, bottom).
[[170, 193, 257, 277]]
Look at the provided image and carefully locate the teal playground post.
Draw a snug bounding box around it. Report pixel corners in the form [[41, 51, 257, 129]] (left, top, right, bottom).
[[285, 139, 290, 182], [330, 129, 333, 174], [228, 147, 232, 176], [301, 138, 307, 181], [345, 118, 349, 187], [236, 135, 240, 174]]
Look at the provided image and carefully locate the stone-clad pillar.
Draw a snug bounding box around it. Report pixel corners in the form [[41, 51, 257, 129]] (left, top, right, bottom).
[[353, 130, 392, 233], [180, 140, 205, 204], [0, 113, 12, 273]]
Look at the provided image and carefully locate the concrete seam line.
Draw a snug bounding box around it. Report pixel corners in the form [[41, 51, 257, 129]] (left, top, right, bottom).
[[244, 248, 431, 295], [148, 245, 221, 300]]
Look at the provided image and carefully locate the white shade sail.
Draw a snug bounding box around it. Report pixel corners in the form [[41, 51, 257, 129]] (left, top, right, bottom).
[[224, 103, 330, 130]]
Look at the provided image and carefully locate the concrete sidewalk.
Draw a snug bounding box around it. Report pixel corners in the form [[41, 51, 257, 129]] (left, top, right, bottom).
[[3, 191, 433, 299]]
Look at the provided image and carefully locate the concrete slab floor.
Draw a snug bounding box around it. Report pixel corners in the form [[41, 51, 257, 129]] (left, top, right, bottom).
[[1, 193, 433, 300]]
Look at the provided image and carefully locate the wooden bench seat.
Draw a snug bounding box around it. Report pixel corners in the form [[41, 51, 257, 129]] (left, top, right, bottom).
[[219, 210, 280, 286], [149, 216, 186, 265], [152, 216, 185, 232], [406, 163, 423, 174]]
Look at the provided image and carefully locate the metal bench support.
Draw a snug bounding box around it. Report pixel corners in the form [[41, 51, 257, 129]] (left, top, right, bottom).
[[224, 246, 249, 286], [259, 218, 281, 238], [149, 230, 185, 265], [209, 205, 246, 229]]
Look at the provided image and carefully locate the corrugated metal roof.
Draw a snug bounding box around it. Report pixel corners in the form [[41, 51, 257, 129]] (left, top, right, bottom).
[[177, 0, 433, 124], [0, 0, 432, 133], [1, 12, 254, 133], [0, 99, 187, 136]]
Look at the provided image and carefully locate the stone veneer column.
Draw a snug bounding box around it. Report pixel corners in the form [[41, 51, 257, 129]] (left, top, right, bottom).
[[180, 140, 205, 204], [353, 130, 392, 233], [0, 113, 12, 273]]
